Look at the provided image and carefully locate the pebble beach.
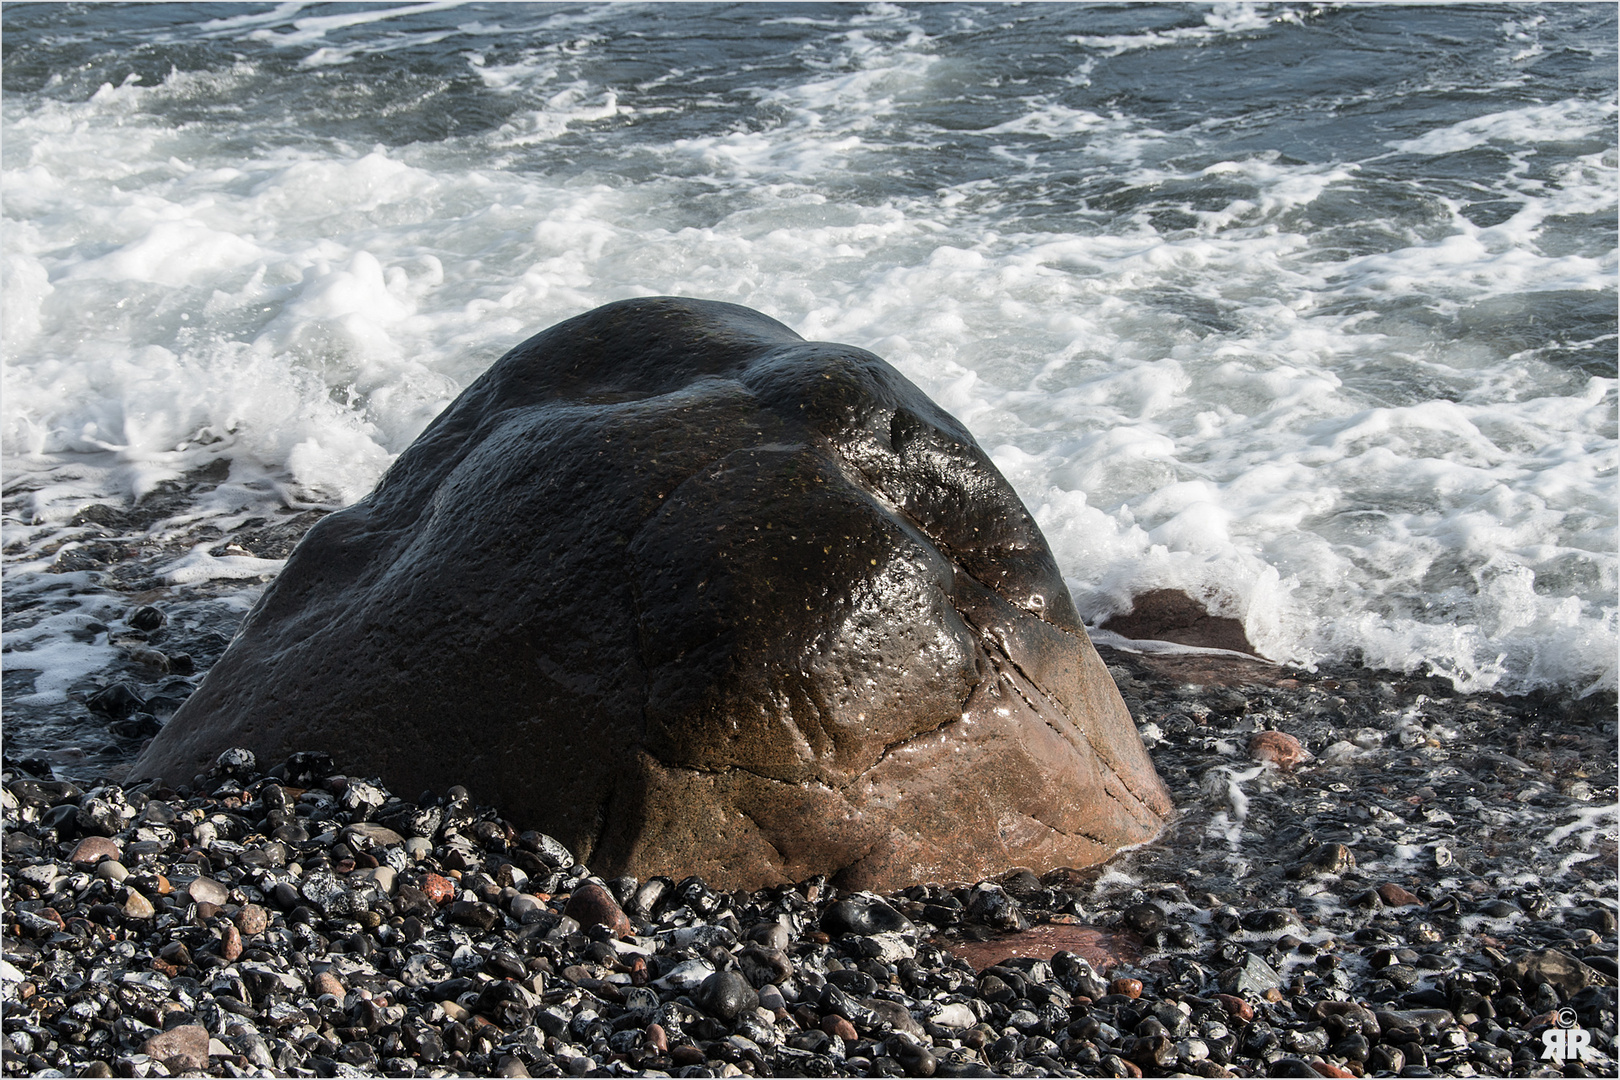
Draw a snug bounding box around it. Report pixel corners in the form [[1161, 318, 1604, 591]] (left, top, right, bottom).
[[4, 635, 1614, 1079], [4, 5, 1617, 1078]]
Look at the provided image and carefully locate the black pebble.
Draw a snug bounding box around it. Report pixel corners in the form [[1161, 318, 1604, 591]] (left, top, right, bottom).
[[86, 683, 144, 719]]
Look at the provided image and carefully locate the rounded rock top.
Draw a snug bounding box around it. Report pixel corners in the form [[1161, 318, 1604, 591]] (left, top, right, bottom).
[[131, 297, 1171, 891]]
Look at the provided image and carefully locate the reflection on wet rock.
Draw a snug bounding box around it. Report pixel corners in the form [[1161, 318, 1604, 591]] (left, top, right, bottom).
[[134, 297, 1169, 891]]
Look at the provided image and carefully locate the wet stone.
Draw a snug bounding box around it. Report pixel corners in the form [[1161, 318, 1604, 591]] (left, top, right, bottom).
[[232, 902, 269, 935], [121, 890, 155, 920], [447, 899, 503, 931], [1247, 730, 1307, 769], [6, 647, 1615, 1080], [67, 835, 121, 867], [823, 894, 915, 937], [186, 875, 230, 906], [1219, 953, 1281, 996], [561, 879, 631, 937], [86, 683, 144, 720], [141, 1024, 209, 1071], [1378, 882, 1422, 907], [697, 969, 759, 1022], [422, 872, 456, 905]]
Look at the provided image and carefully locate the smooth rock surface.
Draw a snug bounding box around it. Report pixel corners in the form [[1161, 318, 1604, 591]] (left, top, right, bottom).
[[133, 297, 1170, 890], [141, 1024, 209, 1071], [1098, 588, 1257, 655]]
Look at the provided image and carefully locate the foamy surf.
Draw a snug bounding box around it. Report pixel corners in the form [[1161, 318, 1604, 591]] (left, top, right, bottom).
[[3, 4, 1615, 756]]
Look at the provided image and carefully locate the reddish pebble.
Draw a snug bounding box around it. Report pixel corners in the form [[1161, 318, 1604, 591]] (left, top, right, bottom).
[[820, 1014, 859, 1042], [1248, 730, 1307, 770], [1377, 882, 1421, 907], [629, 956, 649, 986], [313, 971, 344, 999], [69, 836, 121, 867], [1120, 1059, 1143, 1078], [219, 922, 243, 962], [561, 880, 632, 937], [670, 1045, 705, 1066], [233, 903, 269, 936], [644, 1023, 668, 1054], [1109, 977, 1143, 999], [422, 873, 456, 905], [36, 908, 66, 931], [141, 1024, 209, 1071], [1312, 1064, 1355, 1078], [1215, 994, 1255, 1022]]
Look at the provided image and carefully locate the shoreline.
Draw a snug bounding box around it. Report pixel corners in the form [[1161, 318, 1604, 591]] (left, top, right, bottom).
[[5, 649, 1614, 1078]]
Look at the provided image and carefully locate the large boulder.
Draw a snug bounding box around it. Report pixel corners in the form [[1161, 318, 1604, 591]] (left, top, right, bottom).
[[133, 297, 1171, 890]]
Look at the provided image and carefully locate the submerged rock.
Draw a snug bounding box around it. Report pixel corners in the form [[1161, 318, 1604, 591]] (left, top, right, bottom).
[[133, 296, 1170, 890]]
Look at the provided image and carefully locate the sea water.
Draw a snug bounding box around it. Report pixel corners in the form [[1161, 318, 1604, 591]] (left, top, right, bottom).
[[3, 3, 1616, 767]]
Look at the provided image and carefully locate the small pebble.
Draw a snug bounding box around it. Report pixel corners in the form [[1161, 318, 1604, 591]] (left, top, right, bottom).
[[1377, 882, 1422, 907], [233, 902, 269, 935], [561, 879, 632, 936], [187, 875, 230, 906], [93, 859, 128, 883], [1110, 977, 1143, 999], [67, 835, 120, 867], [219, 921, 243, 961], [140, 1024, 209, 1071], [422, 871, 456, 905], [1248, 730, 1307, 769]]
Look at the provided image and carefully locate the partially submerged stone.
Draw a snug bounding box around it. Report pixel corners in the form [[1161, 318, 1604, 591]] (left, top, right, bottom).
[[133, 297, 1171, 890], [1099, 588, 1257, 655]]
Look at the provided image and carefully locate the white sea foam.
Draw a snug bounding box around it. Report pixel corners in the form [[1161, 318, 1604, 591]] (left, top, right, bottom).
[[3, 5, 1615, 700], [1067, 4, 1297, 57]]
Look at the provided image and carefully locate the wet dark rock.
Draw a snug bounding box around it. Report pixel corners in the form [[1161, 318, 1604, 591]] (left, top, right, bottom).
[[447, 899, 503, 930], [1123, 902, 1164, 933], [1098, 588, 1256, 654], [823, 894, 914, 937], [85, 682, 144, 719], [74, 789, 134, 836], [1218, 952, 1281, 996], [128, 605, 166, 632], [697, 968, 760, 1021], [132, 297, 1170, 892], [1295, 842, 1355, 878], [965, 883, 1027, 931], [1506, 948, 1599, 999], [561, 880, 631, 937], [1238, 907, 1294, 933]]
